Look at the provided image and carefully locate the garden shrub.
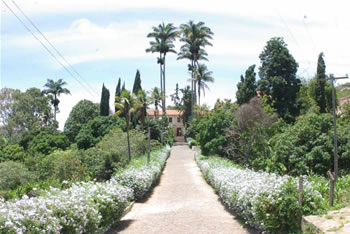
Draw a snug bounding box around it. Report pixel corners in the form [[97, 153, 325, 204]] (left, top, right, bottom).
[[76, 116, 126, 150], [0, 144, 26, 162], [270, 113, 350, 176], [27, 131, 70, 155], [64, 100, 99, 142], [0, 161, 36, 191], [0, 180, 133, 233], [196, 109, 232, 155], [38, 150, 87, 181], [78, 128, 147, 181]]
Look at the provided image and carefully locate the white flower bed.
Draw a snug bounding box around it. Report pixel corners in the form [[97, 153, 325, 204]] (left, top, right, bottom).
[[115, 146, 170, 200], [0, 180, 132, 233], [0, 147, 170, 233], [195, 152, 323, 232]]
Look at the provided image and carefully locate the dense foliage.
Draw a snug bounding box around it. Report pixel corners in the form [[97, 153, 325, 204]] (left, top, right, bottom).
[[258, 37, 301, 122], [236, 64, 257, 105], [75, 116, 126, 150], [64, 99, 100, 142], [270, 113, 350, 176]]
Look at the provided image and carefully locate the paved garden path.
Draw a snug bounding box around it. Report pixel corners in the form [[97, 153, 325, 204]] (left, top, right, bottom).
[[108, 144, 255, 234]]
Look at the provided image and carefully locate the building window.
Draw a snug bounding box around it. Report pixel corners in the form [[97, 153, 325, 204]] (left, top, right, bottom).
[[169, 117, 172, 123], [177, 117, 181, 123]]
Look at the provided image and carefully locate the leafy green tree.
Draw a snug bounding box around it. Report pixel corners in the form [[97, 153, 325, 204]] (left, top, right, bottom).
[[43, 79, 70, 127], [196, 109, 232, 155], [64, 100, 99, 142], [115, 90, 136, 162], [38, 150, 86, 181], [132, 70, 142, 94], [100, 84, 110, 116], [270, 113, 350, 176], [0, 144, 26, 162], [146, 22, 178, 112], [258, 37, 301, 122], [178, 21, 213, 108], [75, 116, 126, 150], [0, 88, 21, 138], [27, 131, 70, 155], [10, 88, 54, 133], [0, 161, 36, 190], [115, 78, 121, 113], [236, 65, 257, 105]]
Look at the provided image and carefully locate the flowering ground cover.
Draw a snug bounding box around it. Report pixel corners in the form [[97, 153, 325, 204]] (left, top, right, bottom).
[[195, 152, 327, 232], [0, 147, 170, 233]]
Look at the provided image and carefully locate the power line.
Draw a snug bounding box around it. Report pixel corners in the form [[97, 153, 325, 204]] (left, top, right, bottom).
[[302, 16, 317, 53], [274, 8, 313, 79], [11, 0, 98, 96], [1, 0, 97, 97], [274, 8, 301, 49]]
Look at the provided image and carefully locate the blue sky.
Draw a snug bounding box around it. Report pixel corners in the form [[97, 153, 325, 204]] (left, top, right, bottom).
[[1, 0, 349, 129]]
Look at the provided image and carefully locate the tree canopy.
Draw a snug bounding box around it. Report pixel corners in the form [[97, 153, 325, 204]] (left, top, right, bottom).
[[258, 37, 300, 122], [64, 99, 99, 142], [236, 65, 257, 105]]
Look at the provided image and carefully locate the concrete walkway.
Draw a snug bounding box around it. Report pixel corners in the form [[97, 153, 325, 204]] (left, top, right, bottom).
[[108, 145, 255, 234]]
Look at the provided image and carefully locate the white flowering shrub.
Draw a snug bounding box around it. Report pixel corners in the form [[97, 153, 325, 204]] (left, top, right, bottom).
[[0, 147, 170, 233], [0, 180, 132, 233], [195, 153, 324, 232], [115, 146, 170, 200]]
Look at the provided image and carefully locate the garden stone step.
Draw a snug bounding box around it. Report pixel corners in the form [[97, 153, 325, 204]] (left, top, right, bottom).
[[302, 206, 350, 233]]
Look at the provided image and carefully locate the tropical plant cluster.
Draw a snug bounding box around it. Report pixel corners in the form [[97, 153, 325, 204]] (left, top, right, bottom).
[[0, 147, 170, 233], [195, 153, 350, 232]]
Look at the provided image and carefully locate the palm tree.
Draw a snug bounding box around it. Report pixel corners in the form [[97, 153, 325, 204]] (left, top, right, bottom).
[[146, 22, 178, 112], [43, 78, 70, 127], [150, 87, 162, 118], [115, 90, 135, 162], [191, 64, 214, 107], [178, 21, 213, 111], [135, 89, 150, 131]]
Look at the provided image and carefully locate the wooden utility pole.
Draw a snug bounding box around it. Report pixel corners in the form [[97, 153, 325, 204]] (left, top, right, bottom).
[[326, 74, 348, 180]]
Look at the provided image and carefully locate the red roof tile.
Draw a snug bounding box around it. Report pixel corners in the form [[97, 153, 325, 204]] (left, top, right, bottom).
[[146, 109, 182, 116]]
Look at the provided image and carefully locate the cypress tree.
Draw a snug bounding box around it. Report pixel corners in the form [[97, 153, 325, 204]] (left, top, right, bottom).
[[315, 52, 326, 113], [100, 84, 110, 116], [115, 78, 121, 112], [132, 69, 142, 94], [122, 82, 125, 92], [236, 65, 257, 105]]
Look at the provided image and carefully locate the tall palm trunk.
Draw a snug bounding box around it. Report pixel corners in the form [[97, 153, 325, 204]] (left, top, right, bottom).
[[141, 109, 145, 131], [191, 60, 194, 116], [126, 113, 131, 162], [159, 52, 163, 111], [163, 55, 166, 112], [54, 94, 57, 128], [198, 87, 201, 107]]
